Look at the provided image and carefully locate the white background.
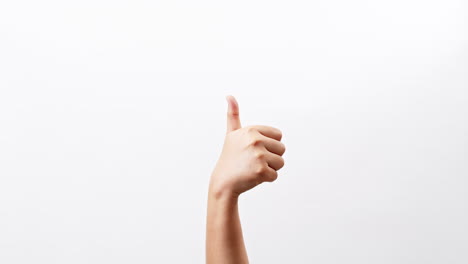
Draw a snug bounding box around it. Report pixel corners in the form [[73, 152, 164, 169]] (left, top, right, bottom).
[[0, 0, 467, 263]]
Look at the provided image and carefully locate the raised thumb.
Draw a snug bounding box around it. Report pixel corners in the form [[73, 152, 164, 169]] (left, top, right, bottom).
[[226, 95, 242, 133]]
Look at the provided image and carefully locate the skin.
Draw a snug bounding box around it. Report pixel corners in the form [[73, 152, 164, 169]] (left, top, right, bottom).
[[206, 96, 286, 264]]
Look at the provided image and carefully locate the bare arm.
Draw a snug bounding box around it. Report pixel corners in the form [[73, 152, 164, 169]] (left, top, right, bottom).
[[206, 186, 247, 264], [206, 96, 286, 264]]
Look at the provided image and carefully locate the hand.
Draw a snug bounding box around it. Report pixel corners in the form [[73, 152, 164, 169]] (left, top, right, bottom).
[[209, 96, 286, 198]]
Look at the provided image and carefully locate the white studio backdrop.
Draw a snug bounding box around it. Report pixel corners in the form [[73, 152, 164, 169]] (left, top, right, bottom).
[[0, 0, 467, 263]]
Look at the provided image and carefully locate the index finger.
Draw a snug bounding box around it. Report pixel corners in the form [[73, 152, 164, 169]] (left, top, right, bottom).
[[252, 125, 282, 141]]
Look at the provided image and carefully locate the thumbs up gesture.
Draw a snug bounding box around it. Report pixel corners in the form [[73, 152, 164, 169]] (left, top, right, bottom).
[[209, 96, 286, 198]]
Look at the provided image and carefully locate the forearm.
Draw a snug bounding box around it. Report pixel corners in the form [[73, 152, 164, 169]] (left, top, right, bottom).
[[206, 182, 249, 264]]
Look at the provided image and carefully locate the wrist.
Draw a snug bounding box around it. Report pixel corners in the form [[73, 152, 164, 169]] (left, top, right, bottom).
[[208, 179, 239, 203]]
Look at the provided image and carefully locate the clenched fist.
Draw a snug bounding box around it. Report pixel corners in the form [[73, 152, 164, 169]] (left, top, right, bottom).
[[209, 96, 286, 198]]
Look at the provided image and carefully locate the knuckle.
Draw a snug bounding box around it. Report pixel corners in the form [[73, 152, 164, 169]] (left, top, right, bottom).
[[276, 128, 283, 140], [254, 150, 265, 160], [278, 157, 285, 169], [268, 172, 278, 182], [255, 164, 267, 175], [279, 143, 286, 155], [246, 126, 256, 133], [249, 136, 262, 147]]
